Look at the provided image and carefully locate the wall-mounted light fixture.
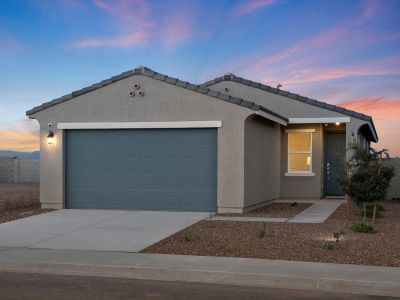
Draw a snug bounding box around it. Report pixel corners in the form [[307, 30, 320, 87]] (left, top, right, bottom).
[[47, 130, 54, 145]]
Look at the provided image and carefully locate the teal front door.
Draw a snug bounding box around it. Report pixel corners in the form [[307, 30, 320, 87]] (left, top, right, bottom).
[[324, 133, 346, 196]]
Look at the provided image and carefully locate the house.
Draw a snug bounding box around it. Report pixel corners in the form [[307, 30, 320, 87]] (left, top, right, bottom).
[[26, 66, 378, 213]]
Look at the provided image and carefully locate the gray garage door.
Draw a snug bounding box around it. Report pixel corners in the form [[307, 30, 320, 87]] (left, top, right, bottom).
[[66, 129, 217, 211]]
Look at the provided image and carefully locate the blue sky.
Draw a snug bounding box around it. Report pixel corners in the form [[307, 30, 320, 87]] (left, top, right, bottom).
[[0, 0, 399, 155]]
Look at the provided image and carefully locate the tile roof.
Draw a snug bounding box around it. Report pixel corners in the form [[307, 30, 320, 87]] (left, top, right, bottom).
[[26, 67, 288, 124], [201, 74, 373, 122], [201, 73, 379, 141]]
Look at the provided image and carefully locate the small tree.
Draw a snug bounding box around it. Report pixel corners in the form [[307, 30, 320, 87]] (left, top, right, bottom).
[[339, 144, 395, 223]]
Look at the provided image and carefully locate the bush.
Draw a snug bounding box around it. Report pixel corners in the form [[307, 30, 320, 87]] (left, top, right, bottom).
[[339, 145, 394, 223], [350, 223, 376, 234], [183, 232, 194, 242], [323, 241, 339, 250], [257, 222, 266, 238]]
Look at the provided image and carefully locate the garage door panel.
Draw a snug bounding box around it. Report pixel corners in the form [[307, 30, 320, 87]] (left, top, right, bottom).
[[68, 160, 104, 174], [66, 129, 217, 211], [140, 191, 179, 209], [104, 148, 140, 158], [141, 160, 177, 174]]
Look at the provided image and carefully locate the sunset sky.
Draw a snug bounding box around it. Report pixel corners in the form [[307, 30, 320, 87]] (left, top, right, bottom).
[[0, 0, 399, 156]]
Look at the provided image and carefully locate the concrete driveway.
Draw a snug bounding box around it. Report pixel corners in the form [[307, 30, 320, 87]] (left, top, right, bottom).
[[0, 210, 209, 252]]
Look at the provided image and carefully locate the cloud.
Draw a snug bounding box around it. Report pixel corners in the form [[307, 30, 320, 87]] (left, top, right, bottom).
[[264, 66, 400, 86], [0, 119, 39, 152], [336, 97, 400, 121], [71, 0, 194, 49], [72, 31, 149, 49], [231, 0, 279, 17], [362, 0, 383, 18], [161, 13, 192, 49]]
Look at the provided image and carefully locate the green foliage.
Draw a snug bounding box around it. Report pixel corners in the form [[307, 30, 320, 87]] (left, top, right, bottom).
[[323, 241, 339, 250], [333, 231, 341, 242], [366, 203, 385, 212], [183, 232, 194, 242], [350, 223, 376, 234], [257, 222, 266, 238], [339, 145, 395, 207]]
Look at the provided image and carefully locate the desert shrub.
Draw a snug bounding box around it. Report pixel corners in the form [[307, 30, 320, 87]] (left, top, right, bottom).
[[183, 232, 194, 242], [323, 241, 339, 250], [257, 222, 266, 238], [350, 223, 376, 234], [339, 145, 395, 222]]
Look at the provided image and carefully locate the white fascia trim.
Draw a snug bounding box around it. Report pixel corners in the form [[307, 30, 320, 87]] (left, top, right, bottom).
[[285, 172, 315, 177], [57, 121, 222, 130], [256, 111, 287, 126], [289, 117, 350, 124], [285, 129, 316, 133]]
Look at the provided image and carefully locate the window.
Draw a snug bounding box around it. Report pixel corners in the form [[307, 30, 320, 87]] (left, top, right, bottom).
[[286, 129, 314, 175]]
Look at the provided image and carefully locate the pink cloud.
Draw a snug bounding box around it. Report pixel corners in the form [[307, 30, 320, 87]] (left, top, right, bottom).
[[231, 0, 279, 17], [161, 14, 192, 49], [337, 97, 400, 121], [362, 0, 383, 18], [338, 97, 400, 156], [268, 67, 400, 86], [71, 0, 194, 49], [72, 31, 149, 49]]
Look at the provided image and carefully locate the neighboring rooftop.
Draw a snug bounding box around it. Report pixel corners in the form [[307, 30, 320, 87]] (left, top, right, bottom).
[[26, 67, 288, 124]]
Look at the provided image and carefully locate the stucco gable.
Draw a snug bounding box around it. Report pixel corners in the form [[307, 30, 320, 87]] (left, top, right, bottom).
[[202, 74, 372, 121], [26, 67, 288, 125], [202, 74, 378, 141]]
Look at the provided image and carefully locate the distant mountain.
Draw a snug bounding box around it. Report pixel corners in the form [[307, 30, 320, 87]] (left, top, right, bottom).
[[0, 150, 40, 160]]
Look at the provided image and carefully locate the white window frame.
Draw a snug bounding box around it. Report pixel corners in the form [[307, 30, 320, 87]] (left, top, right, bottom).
[[285, 129, 315, 176]]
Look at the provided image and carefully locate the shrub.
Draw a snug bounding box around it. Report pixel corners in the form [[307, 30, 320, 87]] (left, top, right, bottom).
[[257, 222, 266, 238], [339, 145, 395, 223], [323, 241, 339, 250], [350, 223, 376, 234], [183, 232, 194, 242]]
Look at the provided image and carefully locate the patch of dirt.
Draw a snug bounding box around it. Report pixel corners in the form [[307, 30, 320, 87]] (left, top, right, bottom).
[[218, 202, 312, 218], [143, 202, 400, 267], [0, 183, 53, 224]]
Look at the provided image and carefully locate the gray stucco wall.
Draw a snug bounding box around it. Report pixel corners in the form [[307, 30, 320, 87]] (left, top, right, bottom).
[[30, 75, 254, 211], [0, 158, 39, 183], [209, 81, 377, 199], [280, 124, 324, 199], [244, 115, 280, 208]]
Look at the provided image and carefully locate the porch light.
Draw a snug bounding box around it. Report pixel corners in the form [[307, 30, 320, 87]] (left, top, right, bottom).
[[335, 122, 340, 126], [47, 130, 54, 145]]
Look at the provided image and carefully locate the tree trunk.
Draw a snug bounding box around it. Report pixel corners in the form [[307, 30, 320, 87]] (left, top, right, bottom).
[[372, 202, 377, 224], [346, 195, 351, 221], [363, 202, 366, 223]]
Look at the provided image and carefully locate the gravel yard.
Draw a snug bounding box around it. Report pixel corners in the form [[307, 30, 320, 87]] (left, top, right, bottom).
[[143, 201, 400, 267], [218, 202, 312, 218], [0, 183, 53, 224]]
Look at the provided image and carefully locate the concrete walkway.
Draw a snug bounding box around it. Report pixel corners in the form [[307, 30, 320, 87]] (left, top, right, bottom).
[[288, 201, 342, 223], [0, 247, 399, 297], [209, 216, 288, 222], [208, 201, 343, 224]]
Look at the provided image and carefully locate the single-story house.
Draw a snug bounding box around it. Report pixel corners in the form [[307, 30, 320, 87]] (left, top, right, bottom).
[[26, 66, 378, 213]]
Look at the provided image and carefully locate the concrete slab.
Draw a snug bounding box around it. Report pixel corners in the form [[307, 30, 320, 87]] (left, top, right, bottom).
[[208, 216, 288, 222], [288, 201, 342, 223], [0, 210, 209, 252], [0, 248, 399, 297]]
